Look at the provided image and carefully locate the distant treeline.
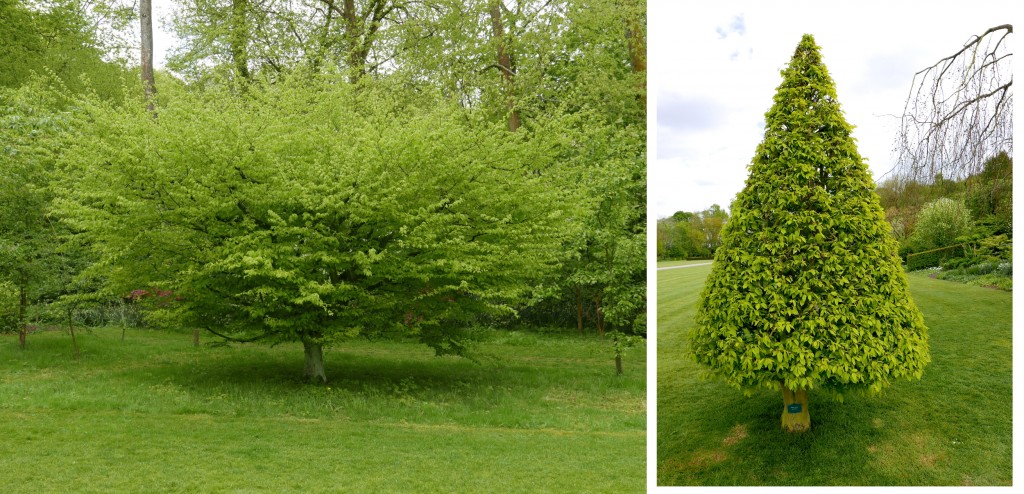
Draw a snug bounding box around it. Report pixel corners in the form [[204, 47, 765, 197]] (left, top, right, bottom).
[[655, 204, 729, 260]]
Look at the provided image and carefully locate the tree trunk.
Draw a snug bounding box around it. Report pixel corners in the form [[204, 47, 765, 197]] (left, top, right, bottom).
[[192, 328, 200, 347], [342, 0, 364, 84], [18, 274, 26, 350], [615, 354, 623, 375], [624, 5, 646, 74], [780, 383, 811, 433], [67, 306, 79, 359], [488, 0, 520, 132], [303, 339, 327, 383], [594, 292, 604, 338], [230, 0, 251, 82], [140, 0, 156, 113], [575, 285, 583, 336], [623, 1, 646, 112]]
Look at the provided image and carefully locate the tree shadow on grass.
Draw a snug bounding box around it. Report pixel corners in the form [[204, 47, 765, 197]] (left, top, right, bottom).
[[658, 383, 940, 486], [124, 340, 557, 400]]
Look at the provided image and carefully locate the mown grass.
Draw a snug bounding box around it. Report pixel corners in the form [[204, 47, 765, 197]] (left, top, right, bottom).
[[1, 328, 645, 493], [657, 264, 1011, 486], [656, 259, 713, 269]]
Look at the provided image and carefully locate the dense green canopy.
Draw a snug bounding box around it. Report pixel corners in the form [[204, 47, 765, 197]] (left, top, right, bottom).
[[692, 34, 930, 395], [56, 77, 571, 360], [1, 0, 645, 377]]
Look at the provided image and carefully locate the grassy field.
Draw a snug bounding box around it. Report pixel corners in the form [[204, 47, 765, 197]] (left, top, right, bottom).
[[1, 328, 645, 493], [657, 264, 1012, 486], [656, 259, 713, 269]]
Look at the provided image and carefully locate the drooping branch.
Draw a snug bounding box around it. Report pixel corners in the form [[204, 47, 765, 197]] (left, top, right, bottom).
[[894, 24, 1012, 182]]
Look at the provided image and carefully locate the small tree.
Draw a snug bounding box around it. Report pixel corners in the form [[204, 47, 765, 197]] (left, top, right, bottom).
[[691, 35, 930, 433], [910, 197, 973, 251], [0, 85, 70, 350]]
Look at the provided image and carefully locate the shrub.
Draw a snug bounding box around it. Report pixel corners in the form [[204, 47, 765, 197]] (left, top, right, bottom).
[[976, 234, 1012, 261], [911, 198, 973, 250], [941, 256, 974, 270], [996, 261, 1012, 277]]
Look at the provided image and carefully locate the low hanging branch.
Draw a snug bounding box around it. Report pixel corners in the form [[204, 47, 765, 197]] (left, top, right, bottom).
[[894, 24, 1012, 183]]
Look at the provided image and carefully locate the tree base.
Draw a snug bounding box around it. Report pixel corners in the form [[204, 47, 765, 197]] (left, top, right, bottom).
[[781, 384, 811, 433], [303, 339, 327, 383]]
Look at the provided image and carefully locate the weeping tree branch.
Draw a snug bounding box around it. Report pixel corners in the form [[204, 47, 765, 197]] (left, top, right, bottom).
[[894, 24, 1012, 183]]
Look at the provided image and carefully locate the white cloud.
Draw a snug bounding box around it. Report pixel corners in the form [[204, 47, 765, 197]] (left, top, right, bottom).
[[715, 15, 746, 39]]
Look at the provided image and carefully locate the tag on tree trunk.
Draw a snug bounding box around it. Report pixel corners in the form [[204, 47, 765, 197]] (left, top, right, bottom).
[[786, 403, 802, 414]]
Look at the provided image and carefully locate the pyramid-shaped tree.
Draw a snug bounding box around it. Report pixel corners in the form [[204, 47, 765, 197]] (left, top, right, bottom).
[[691, 34, 930, 433]]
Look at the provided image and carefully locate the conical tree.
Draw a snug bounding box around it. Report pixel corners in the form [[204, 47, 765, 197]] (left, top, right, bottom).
[[691, 34, 930, 433]]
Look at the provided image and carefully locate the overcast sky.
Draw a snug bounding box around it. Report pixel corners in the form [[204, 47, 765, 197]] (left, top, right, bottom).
[[649, 0, 1016, 219], [151, 3, 177, 69]]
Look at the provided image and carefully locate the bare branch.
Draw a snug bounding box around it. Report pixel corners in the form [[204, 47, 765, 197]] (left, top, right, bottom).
[[894, 24, 1013, 182]]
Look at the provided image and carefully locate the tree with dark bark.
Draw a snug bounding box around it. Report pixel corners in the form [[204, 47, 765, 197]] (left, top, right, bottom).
[[166, 0, 402, 83], [488, 0, 520, 131]]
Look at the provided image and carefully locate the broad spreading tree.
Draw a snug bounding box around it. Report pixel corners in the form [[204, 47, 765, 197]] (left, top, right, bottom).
[[691, 34, 930, 433], [56, 76, 570, 382]]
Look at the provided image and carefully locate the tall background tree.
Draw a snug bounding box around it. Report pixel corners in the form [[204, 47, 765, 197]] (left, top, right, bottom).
[[140, 0, 156, 109], [0, 0, 129, 349], [656, 205, 729, 260]]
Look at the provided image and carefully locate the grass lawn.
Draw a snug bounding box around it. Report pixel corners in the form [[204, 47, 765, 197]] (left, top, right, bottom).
[[1, 328, 645, 493], [656, 259, 713, 269], [656, 264, 1012, 486]]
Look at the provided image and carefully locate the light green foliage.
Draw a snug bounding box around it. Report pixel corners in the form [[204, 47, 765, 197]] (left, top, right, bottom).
[[57, 76, 569, 356], [547, 1, 646, 335], [0, 0, 127, 98], [692, 35, 930, 395], [163, 0, 646, 336], [911, 197, 973, 250], [556, 113, 646, 334], [0, 83, 80, 325], [0, 281, 17, 332]]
